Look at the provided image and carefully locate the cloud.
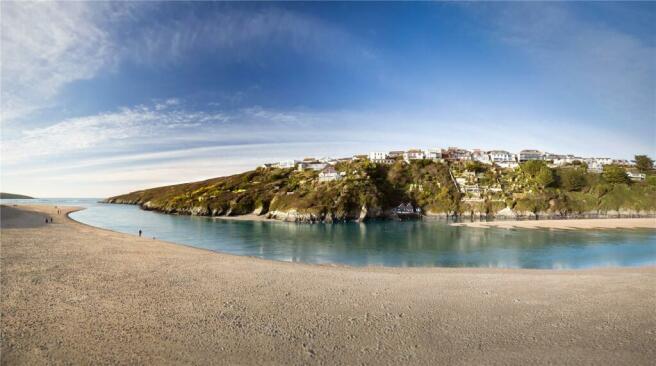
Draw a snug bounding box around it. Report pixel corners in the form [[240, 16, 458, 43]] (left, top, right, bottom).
[[119, 6, 366, 67], [0, 2, 370, 123], [481, 3, 656, 119], [1, 101, 229, 162], [0, 2, 121, 123]]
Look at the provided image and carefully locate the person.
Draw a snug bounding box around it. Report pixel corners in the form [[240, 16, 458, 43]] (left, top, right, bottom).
[[138, 229, 142, 237]]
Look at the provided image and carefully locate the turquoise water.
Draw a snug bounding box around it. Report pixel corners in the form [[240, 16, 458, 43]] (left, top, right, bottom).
[[3, 198, 655, 269]]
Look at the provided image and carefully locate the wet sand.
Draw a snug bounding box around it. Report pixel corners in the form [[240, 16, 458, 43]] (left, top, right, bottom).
[[1, 205, 655, 365], [450, 217, 656, 230]]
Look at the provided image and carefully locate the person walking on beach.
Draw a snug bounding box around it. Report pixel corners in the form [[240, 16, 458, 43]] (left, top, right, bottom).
[[139, 229, 142, 237]]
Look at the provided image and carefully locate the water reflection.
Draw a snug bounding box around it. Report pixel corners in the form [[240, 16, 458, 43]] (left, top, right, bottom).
[[2, 198, 655, 269]]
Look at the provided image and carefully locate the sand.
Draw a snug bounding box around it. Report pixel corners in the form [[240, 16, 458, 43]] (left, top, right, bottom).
[[213, 213, 274, 222], [450, 217, 656, 230], [1, 205, 655, 365]]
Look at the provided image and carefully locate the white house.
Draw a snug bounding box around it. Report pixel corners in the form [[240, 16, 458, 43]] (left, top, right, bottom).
[[471, 150, 491, 164], [497, 161, 519, 169], [368, 152, 387, 160], [588, 161, 603, 173], [488, 150, 512, 162], [519, 149, 543, 162], [424, 148, 442, 160], [368, 152, 394, 164], [627, 171, 646, 181], [274, 160, 299, 169], [403, 149, 425, 162], [319, 167, 342, 182]]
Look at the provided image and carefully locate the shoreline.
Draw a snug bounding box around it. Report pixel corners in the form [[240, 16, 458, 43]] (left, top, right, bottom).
[[450, 217, 656, 230], [2, 204, 656, 364], [105, 201, 656, 228]]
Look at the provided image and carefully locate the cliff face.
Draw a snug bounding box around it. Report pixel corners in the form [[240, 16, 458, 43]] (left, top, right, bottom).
[[105, 159, 656, 222]]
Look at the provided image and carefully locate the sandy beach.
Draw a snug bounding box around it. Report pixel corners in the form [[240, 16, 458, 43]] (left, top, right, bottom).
[[450, 217, 656, 230], [1, 205, 655, 365]]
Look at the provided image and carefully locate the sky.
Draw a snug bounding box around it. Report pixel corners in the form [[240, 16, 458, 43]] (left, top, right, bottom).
[[1, 2, 655, 197]]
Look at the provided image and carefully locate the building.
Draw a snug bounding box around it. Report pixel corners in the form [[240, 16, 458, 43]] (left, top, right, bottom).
[[627, 171, 646, 181], [519, 149, 543, 162], [553, 155, 583, 166], [318, 167, 342, 182], [497, 161, 519, 169], [368, 152, 387, 160], [298, 162, 327, 171], [424, 148, 442, 160], [588, 161, 603, 173], [488, 150, 512, 162], [392, 203, 421, 215], [442, 147, 472, 161], [403, 149, 425, 162], [274, 160, 299, 169], [471, 149, 491, 164], [368, 152, 394, 164], [352, 154, 368, 161], [613, 159, 633, 166], [388, 151, 405, 159]]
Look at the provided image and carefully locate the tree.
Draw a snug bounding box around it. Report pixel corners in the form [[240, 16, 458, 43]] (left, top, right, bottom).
[[635, 155, 654, 173], [520, 160, 547, 177], [558, 168, 586, 191], [602, 165, 629, 184], [536, 166, 555, 188]]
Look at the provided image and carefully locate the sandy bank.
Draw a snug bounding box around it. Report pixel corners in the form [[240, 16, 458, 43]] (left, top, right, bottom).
[[0, 205, 48, 228], [212, 213, 274, 222], [2, 205, 655, 365], [450, 217, 656, 230]]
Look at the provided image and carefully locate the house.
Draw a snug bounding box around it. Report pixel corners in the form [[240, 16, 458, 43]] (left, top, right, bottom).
[[392, 202, 420, 215], [613, 159, 633, 166], [260, 163, 274, 169], [352, 154, 368, 161], [627, 171, 646, 181], [553, 155, 583, 166], [424, 148, 442, 160], [542, 153, 562, 161], [471, 149, 491, 164], [519, 149, 543, 162], [368, 152, 395, 164], [403, 149, 425, 162], [274, 160, 299, 169], [488, 150, 512, 162], [298, 162, 327, 171], [318, 167, 342, 182], [388, 150, 405, 159], [442, 147, 472, 161], [368, 152, 387, 160], [588, 161, 603, 173], [497, 161, 519, 169]]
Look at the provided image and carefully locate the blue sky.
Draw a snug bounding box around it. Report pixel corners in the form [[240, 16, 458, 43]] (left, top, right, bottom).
[[1, 2, 655, 197]]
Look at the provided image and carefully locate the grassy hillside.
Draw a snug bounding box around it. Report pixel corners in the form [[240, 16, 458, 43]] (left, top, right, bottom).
[[106, 159, 656, 222], [0, 192, 34, 199]]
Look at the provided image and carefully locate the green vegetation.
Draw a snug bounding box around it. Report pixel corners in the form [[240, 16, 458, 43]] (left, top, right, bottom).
[[107, 155, 656, 222], [635, 155, 654, 173], [0, 192, 33, 199]]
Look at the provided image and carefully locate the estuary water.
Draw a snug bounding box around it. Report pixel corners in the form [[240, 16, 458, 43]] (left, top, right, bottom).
[[2, 198, 655, 269]]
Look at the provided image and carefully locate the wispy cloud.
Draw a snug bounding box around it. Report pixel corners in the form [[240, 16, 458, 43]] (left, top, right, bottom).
[[0, 2, 370, 123], [0, 2, 122, 122], [481, 3, 655, 119]]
